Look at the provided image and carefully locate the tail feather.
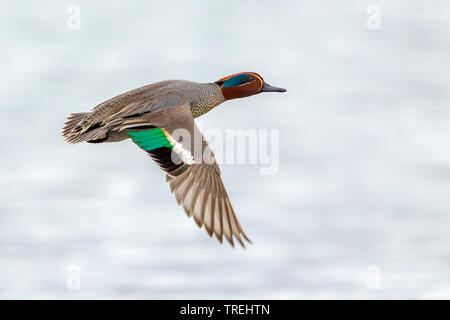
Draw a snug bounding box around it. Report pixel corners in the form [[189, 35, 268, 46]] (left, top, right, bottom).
[[61, 112, 107, 144]]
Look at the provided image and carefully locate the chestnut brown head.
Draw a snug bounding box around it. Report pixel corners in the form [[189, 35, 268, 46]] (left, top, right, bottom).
[[215, 72, 286, 100]]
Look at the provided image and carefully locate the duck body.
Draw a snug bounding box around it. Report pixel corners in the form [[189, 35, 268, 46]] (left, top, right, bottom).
[[67, 80, 225, 143], [62, 72, 286, 247]]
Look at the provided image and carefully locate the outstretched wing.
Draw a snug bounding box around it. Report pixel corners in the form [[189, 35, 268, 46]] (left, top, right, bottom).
[[115, 103, 251, 248]]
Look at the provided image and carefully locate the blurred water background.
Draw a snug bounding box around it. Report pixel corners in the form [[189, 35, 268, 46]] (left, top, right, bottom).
[[0, 0, 449, 299]]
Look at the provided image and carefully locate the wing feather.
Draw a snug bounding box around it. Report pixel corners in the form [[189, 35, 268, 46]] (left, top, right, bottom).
[[122, 104, 250, 247]]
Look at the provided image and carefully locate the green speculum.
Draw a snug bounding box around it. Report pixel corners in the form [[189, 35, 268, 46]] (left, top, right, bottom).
[[127, 128, 173, 151]]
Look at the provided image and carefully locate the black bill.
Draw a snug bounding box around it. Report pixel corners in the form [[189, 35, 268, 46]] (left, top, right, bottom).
[[261, 82, 287, 93]]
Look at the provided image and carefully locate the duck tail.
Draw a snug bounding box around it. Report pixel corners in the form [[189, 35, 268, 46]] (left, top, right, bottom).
[[61, 112, 108, 144]]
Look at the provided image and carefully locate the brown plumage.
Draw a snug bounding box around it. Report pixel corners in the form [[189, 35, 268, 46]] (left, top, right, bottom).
[[62, 73, 286, 248]]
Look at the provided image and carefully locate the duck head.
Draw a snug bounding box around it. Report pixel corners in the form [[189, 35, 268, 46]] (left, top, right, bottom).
[[215, 72, 286, 100]]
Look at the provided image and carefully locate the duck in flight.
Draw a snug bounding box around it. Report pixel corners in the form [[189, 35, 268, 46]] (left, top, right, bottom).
[[62, 72, 286, 248]]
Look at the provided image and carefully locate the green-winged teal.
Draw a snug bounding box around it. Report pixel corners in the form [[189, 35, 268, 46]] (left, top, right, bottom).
[[62, 72, 286, 247]]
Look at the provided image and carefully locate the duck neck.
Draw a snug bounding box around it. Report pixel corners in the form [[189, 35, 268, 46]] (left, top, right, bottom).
[[190, 83, 225, 118]]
